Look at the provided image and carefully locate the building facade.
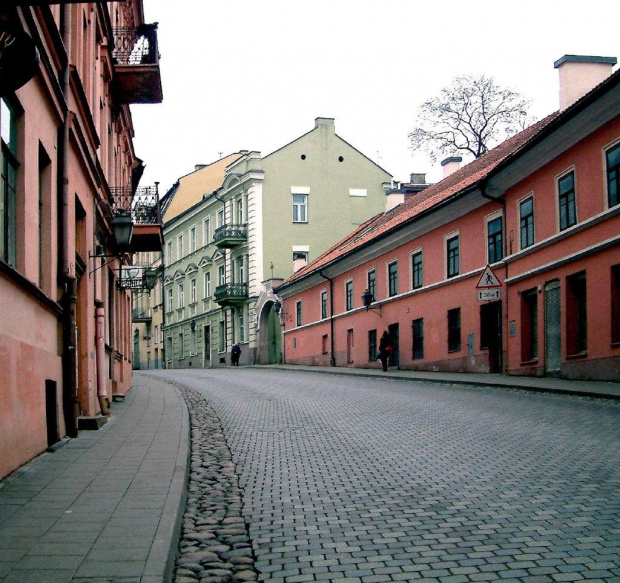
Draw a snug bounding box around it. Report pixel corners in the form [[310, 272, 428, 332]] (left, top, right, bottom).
[[276, 57, 619, 382], [0, 1, 162, 479], [158, 118, 393, 368]]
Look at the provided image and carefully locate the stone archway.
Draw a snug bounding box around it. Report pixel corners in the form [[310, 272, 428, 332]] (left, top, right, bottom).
[[257, 301, 282, 364]]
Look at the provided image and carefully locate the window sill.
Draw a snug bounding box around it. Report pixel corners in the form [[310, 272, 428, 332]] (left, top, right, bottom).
[[611, 341, 620, 349], [566, 351, 587, 360], [520, 358, 539, 366], [448, 348, 461, 354]]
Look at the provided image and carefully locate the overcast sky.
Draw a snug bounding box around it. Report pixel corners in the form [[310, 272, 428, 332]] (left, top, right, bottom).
[[131, 0, 619, 193]]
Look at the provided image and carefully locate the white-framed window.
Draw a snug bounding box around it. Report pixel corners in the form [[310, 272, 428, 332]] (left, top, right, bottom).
[[166, 241, 172, 264], [190, 278, 197, 303], [238, 305, 246, 343], [204, 272, 211, 298], [445, 231, 460, 279], [1, 98, 19, 266], [217, 209, 225, 227], [203, 217, 211, 245], [293, 251, 308, 273], [345, 279, 354, 311], [237, 256, 245, 283], [411, 248, 423, 290], [485, 212, 503, 264], [190, 226, 196, 252], [218, 265, 225, 286], [296, 300, 302, 326], [178, 283, 184, 308], [167, 288, 173, 313], [154, 324, 159, 344], [519, 194, 535, 250], [557, 168, 577, 231], [177, 234, 184, 259], [179, 332, 184, 359], [292, 194, 308, 223], [237, 197, 244, 224]]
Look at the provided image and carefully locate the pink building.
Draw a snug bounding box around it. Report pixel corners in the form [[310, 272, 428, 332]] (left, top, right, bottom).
[[0, 1, 162, 479], [276, 56, 619, 382]]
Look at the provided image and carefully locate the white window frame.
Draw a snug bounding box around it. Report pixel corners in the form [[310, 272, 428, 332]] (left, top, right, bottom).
[[190, 226, 196, 253], [178, 283, 184, 309], [190, 278, 197, 303], [292, 194, 308, 223], [177, 234, 184, 259], [204, 271, 211, 299], [203, 217, 211, 245]]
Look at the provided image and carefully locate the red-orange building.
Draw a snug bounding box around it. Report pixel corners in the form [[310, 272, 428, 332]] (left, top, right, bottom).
[[276, 56, 619, 382], [0, 1, 162, 479]]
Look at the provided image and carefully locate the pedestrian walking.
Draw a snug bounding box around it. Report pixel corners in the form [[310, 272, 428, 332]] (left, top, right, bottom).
[[231, 343, 241, 366], [378, 331, 392, 372]]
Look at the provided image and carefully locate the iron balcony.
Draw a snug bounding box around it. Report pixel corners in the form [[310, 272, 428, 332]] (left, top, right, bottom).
[[214, 283, 248, 306], [213, 224, 248, 248]]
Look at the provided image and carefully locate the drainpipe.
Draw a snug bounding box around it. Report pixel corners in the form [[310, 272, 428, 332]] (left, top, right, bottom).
[[319, 270, 336, 366], [59, 4, 79, 437], [480, 180, 509, 374], [95, 301, 110, 415]]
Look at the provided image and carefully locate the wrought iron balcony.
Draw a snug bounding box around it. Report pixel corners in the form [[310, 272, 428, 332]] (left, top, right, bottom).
[[213, 224, 248, 248], [132, 308, 152, 322], [110, 186, 162, 252], [214, 283, 248, 306], [112, 24, 163, 104], [119, 265, 160, 291]]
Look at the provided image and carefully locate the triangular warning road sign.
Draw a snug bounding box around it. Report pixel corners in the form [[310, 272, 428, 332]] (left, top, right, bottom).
[[476, 265, 501, 288]]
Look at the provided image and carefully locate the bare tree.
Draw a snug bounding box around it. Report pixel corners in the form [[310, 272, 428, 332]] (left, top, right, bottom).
[[409, 75, 533, 163]]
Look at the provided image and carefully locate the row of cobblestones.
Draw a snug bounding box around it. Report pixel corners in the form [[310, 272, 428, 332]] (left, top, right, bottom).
[[173, 383, 259, 583]]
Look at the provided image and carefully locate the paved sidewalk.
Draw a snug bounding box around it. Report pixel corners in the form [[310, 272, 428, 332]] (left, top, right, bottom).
[[258, 364, 620, 399], [0, 375, 189, 583]]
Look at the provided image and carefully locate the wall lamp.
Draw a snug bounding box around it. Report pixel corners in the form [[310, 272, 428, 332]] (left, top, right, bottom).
[[273, 300, 282, 315], [190, 319, 197, 331], [361, 289, 382, 315]]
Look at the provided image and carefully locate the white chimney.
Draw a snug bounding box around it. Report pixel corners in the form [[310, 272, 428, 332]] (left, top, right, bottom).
[[441, 156, 462, 178], [315, 117, 335, 132], [554, 55, 617, 111]]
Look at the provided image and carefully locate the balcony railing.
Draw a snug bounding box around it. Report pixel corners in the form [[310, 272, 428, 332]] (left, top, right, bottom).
[[132, 308, 152, 322], [214, 283, 248, 306], [110, 186, 161, 225], [213, 224, 248, 248], [112, 24, 163, 104], [110, 186, 163, 252]]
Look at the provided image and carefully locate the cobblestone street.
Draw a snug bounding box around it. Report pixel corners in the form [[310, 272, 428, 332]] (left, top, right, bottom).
[[153, 368, 620, 583]]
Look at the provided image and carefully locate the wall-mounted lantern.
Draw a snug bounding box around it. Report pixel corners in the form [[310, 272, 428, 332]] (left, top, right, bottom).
[[190, 319, 196, 331], [361, 289, 381, 315]]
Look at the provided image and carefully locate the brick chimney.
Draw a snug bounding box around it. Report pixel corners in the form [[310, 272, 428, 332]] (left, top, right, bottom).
[[554, 55, 617, 111], [441, 156, 462, 178]]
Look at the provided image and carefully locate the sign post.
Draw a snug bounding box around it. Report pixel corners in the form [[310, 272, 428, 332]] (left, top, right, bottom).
[[476, 265, 501, 301]]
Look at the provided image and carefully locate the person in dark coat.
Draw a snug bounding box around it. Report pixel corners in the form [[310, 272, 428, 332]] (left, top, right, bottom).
[[231, 343, 241, 366], [378, 331, 392, 372]]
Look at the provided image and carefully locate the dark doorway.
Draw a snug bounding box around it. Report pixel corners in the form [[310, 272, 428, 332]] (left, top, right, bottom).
[[45, 379, 59, 447], [480, 301, 502, 373], [388, 323, 399, 368]]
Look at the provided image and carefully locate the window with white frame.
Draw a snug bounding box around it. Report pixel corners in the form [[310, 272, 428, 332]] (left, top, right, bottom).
[[486, 215, 503, 263], [237, 197, 244, 224], [167, 288, 173, 313], [218, 265, 225, 286], [558, 170, 577, 231], [446, 234, 460, 278], [519, 196, 535, 249], [606, 142, 620, 209], [388, 261, 398, 297], [292, 194, 308, 223], [217, 209, 224, 227], [166, 241, 172, 265], [178, 283, 184, 308], [411, 250, 423, 289], [0, 98, 18, 267], [177, 234, 184, 259], [204, 271, 211, 298], [190, 278, 197, 303], [293, 250, 308, 273], [345, 280, 354, 311], [203, 217, 211, 245], [190, 226, 196, 252]]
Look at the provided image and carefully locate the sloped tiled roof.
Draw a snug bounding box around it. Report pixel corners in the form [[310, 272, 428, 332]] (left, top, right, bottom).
[[282, 113, 560, 287], [163, 153, 243, 222]]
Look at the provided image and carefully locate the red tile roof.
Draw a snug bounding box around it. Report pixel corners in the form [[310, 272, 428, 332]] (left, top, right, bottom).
[[283, 113, 559, 286]]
